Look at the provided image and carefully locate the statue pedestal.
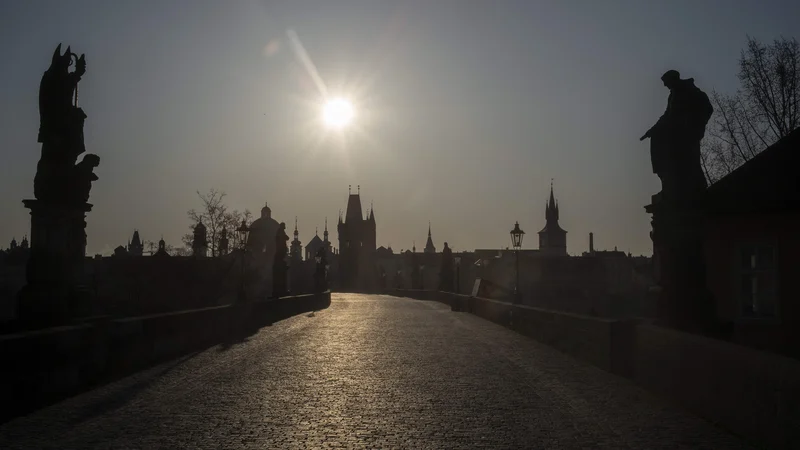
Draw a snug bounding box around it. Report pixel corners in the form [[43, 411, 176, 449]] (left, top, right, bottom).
[[646, 195, 716, 334], [17, 199, 93, 325]]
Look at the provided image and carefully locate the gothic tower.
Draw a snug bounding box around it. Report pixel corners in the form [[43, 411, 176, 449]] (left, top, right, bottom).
[[128, 230, 144, 256], [538, 181, 567, 256], [337, 185, 377, 292]]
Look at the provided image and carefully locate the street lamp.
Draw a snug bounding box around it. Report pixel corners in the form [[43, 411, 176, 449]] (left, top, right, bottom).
[[454, 255, 462, 294], [510, 221, 525, 304], [236, 219, 250, 301], [420, 264, 425, 290]]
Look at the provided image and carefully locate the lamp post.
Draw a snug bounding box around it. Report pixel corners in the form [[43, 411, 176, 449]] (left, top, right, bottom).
[[510, 221, 525, 304], [420, 264, 425, 290], [454, 255, 461, 294], [236, 219, 250, 302]]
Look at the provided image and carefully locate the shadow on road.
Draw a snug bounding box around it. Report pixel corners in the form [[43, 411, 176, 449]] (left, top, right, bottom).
[[64, 351, 202, 426]]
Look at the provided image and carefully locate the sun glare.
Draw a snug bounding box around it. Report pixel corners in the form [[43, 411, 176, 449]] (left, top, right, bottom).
[[323, 98, 355, 129]]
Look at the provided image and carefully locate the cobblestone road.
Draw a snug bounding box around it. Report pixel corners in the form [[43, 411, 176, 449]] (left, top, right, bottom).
[[0, 294, 752, 449]]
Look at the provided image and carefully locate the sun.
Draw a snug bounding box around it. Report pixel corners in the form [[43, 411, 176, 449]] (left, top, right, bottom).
[[323, 98, 355, 129]]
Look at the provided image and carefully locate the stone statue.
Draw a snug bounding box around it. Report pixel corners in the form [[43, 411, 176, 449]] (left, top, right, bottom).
[[641, 70, 717, 333], [18, 45, 99, 324], [439, 242, 454, 292], [35, 44, 96, 203], [71, 154, 100, 204], [640, 70, 713, 205], [272, 222, 289, 297]]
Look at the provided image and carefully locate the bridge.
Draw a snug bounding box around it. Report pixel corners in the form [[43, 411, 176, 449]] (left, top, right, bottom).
[[0, 294, 753, 449]]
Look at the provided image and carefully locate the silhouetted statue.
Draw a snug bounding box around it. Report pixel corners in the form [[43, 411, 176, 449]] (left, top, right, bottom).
[[35, 44, 91, 202], [439, 242, 454, 292], [641, 70, 717, 334], [273, 222, 289, 297], [71, 154, 100, 204], [18, 45, 99, 324], [640, 70, 713, 205]]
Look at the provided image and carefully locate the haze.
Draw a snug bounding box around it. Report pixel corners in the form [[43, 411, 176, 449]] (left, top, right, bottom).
[[1, 0, 798, 255]]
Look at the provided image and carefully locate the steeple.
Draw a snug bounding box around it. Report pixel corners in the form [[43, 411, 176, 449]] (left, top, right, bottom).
[[368, 202, 375, 223], [424, 221, 436, 254], [128, 230, 144, 256], [324, 217, 329, 243], [290, 217, 302, 262], [546, 179, 559, 223], [538, 179, 567, 256]]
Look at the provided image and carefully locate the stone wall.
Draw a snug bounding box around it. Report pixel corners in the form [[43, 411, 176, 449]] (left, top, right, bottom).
[[392, 290, 800, 449], [0, 292, 331, 424], [633, 324, 800, 450]]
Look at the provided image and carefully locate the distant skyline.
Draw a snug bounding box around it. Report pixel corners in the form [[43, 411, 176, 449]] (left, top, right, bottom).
[[1, 1, 798, 256]]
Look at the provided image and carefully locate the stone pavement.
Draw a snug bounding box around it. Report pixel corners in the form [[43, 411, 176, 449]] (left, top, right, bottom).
[[0, 294, 753, 449]]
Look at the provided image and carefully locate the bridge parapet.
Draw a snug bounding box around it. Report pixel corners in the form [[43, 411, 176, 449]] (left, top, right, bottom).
[[0, 291, 331, 424], [390, 289, 800, 450]]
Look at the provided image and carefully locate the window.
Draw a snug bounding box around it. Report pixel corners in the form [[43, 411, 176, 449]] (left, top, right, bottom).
[[739, 245, 777, 318]]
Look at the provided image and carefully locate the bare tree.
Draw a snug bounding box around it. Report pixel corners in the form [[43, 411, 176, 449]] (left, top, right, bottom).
[[168, 245, 191, 257], [222, 209, 253, 251], [182, 189, 253, 256], [182, 189, 228, 257], [702, 36, 800, 183]]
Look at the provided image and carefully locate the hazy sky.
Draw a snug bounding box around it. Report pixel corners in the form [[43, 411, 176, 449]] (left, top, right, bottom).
[[1, 1, 798, 256]]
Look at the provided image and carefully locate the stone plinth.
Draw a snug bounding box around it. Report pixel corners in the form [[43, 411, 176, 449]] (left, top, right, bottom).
[[17, 199, 93, 325], [645, 194, 716, 334]]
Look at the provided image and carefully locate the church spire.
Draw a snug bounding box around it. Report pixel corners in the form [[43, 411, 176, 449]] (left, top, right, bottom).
[[546, 179, 559, 223], [538, 178, 567, 256], [424, 221, 436, 253], [324, 217, 329, 242], [294, 216, 299, 239]]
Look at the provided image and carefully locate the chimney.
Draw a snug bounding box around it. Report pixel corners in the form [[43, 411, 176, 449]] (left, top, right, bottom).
[[589, 232, 594, 254]]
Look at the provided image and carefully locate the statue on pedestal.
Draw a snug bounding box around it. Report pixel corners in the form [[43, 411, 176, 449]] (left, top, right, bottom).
[[640, 70, 713, 206], [18, 44, 101, 324], [272, 222, 289, 298], [641, 69, 716, 333]]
